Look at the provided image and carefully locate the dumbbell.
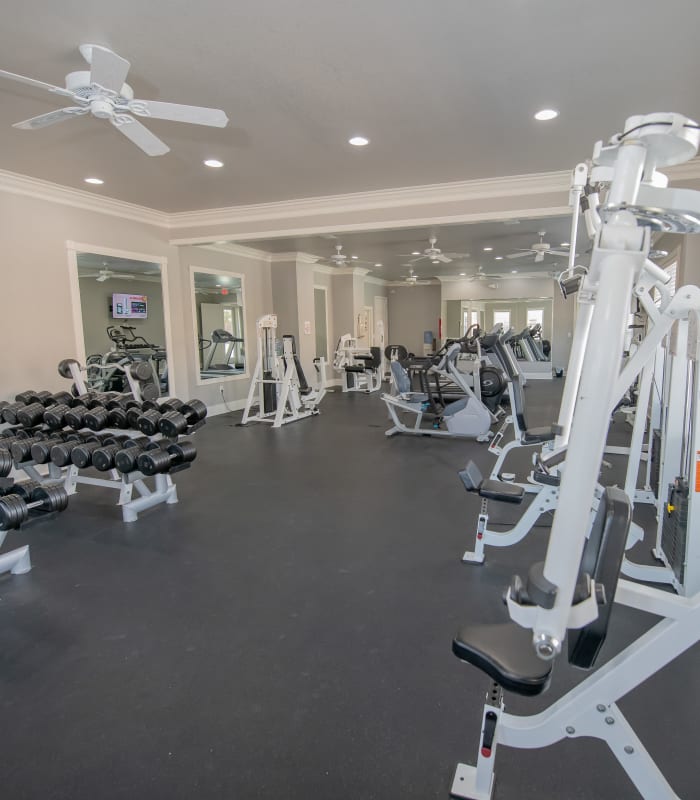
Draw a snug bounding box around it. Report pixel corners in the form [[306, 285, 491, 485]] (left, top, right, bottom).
[[2, 401, 28, 424], [70, 435, 117, 469], [44, 403, 73, 430], [158, 399, 208, 437], [114, 438, 166, 474], [3, 480, 41, 501], [136, 399, 184, 436], [91, 435, 133, 472], [10, 433, 50, 464], [16, 402, 50, 428], [0, 484, 69, 530], [0, 428, 31, 446], [137, 440, 197, 475], [0, 449, 12, 478], [49, 434, 102, 468], [14, 390, 36, 405], [30, 433, 83, 465]]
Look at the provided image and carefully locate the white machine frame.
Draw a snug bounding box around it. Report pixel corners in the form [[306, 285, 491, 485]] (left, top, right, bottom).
[[333, 333, 382, 394]]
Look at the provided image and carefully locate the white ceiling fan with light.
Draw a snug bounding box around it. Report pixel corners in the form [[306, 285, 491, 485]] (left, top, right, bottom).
[[506, 231, 573, 263], [400, 236, 469, 265], [397, 267, 432, 287], [0, 44, 229, 156], [82, 267, 137, 282], [323, 244, 371, 268], [465, 265, 503, 282]]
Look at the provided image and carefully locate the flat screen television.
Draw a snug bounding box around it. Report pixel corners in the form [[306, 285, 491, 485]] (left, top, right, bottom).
[[112, 293, 148, 319]]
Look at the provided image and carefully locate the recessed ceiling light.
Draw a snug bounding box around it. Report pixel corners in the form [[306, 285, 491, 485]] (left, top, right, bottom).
[[348, 136, 369, 147], [534, 108, 558, 121], [511, 270, 518, 274], [215, 284, 221, 287], [204, 159, 224, 168], [432, 259, 439, 264], [374, 263, 383, 267], [459, 272, 466, 276], [411, 251, 421, 256], [84, 177, 103, 185], [215, 240, 227, 245], [483, 246, 493, 252], [351, 255, 358, 260], [495, 256, 503, 261], [560, 242, 570, 247]]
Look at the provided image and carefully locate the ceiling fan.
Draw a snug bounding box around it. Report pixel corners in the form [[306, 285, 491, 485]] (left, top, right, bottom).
[[466, 265, 503, 282], [82, 267, 136, 282], [399, 236, 469, 265], [506, 231, 573, 263], [397, 267, 432, 286], [0, 43, 228, 156], [323, 244, 370, 267]]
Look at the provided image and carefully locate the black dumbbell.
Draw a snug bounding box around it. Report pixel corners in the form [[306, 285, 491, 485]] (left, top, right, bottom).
[[0, 429, 31, 446], [43, 403, 73, 430], [64, 404, 90, 429], [137, 440, 197, 475], [16, 402, 49, 428], [105, 395, 139, 411], [114, 438, 165, 474], [2, 402, 28, 424], [70, 436, 114, 469], [0, 449, 12, 478], [14, 390, 36, 405], [136, 399, 184, 436], [0, 484, 69, 530], [27, 390, 74, 408], [158, 399, 208, 437], [91, 435, 132, 471], [3, 480, 42, 501], [10, 433, 50, 464], [30, 433, 82, 465], [83, 406, 111, 432], [50, 434, 102, 467]]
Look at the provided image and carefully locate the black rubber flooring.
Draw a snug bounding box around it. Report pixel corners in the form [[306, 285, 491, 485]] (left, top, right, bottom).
[[1, 382, 698, 800]]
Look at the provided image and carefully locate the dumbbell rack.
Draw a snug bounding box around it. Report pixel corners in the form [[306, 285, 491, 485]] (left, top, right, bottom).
[[16, 430, 179, 523]]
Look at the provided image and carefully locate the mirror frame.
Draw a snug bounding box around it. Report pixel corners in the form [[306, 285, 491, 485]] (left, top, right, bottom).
[[189, 264, 249, 386], [66, 240, 177, 395]]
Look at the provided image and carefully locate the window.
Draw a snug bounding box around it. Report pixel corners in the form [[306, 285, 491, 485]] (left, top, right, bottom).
[[527, 308, 544, 328], [493, 310, 511, 330]]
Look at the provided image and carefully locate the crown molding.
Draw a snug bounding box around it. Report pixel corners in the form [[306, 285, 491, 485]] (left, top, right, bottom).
[[3, 157, 698, 234], [199, 242, 271, 262], [364, 275, 388, 286], [0, 168, 169, 227], [386, 279, 440, 287], [269, 251, 321, 265]]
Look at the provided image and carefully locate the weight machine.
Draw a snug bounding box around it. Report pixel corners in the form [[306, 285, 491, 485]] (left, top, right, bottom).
[[449, 112, 700, 800], [333, 334, 382, 393], [241, 314, 327, 428]]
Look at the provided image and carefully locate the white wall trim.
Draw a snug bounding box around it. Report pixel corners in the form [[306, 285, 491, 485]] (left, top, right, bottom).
[[199, 242, 271, 262], [269, 251, 321, 264], [0, 169, 168, 227], [364, 275, 389, 286], [2, 159, 699, 234]]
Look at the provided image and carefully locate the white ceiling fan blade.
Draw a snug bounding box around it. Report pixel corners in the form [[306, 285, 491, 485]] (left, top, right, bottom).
[[535, 252, 545, 263], [434, 254, 451, 263], [549, 249, 577, 257], [131, 100, 229, 127], [506, 251, 533, 259], [90, 47, 131, 93], [111, 116, 170, 156], [0, 68, 77, 99], [13, 107, 88, 129]]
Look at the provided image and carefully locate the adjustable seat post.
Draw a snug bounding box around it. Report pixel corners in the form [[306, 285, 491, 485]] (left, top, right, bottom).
[[452, 683, 503, 800]]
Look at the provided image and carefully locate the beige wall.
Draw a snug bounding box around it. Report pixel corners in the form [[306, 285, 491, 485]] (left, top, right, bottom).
[[0, 191, 184, 402], [387, 284, 441, 354]]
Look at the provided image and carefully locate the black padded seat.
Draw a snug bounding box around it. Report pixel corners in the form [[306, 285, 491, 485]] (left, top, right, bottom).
[[521, 426, 556, 445], [479, 479, 525, 504], [453, 623, 552, 696], [344, 365, 368, 372]]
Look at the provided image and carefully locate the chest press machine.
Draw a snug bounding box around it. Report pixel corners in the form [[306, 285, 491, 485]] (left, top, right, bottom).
[[449, 113, 700, 800], [241, 314, 327, 428]]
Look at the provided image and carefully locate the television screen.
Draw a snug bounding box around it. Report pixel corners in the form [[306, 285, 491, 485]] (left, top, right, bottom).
[[112, 293, 148, 319]]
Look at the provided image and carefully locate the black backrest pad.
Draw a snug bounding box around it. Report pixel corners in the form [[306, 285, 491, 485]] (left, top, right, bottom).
[[568, 487, 632, 669], [369, 347, 382, 368], [293, 356, 310, 392], [457, 460, 484, 492]]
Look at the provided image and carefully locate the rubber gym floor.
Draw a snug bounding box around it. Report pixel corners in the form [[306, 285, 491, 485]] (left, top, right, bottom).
[[1, 382, 698, 800]]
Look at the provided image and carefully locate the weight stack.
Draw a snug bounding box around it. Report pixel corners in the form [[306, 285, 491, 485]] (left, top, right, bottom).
[[262, 371, 277, 413], [661, 478, 689, 586]]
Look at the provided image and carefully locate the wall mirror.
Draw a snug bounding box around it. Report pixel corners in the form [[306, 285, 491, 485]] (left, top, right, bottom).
[[191, 267, 247, 381], [75, 252, 169, 396], [445, 296, 553, 361]]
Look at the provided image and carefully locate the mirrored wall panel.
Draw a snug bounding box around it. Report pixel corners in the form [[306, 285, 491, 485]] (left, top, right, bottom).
[[76, 253, 168, 397], [192, 269, 246, 380], [445, 296, 553, 361]]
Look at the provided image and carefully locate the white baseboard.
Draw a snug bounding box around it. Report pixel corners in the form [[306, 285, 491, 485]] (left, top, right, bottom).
[[206, 399, 247, 417]]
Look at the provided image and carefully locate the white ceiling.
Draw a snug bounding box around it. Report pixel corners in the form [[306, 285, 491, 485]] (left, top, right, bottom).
[[240, 214, 584, 281], [1, 1, 699, 212]]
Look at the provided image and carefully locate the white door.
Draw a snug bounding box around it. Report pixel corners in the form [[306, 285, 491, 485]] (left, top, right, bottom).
[[374, 295, 388, 347]]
